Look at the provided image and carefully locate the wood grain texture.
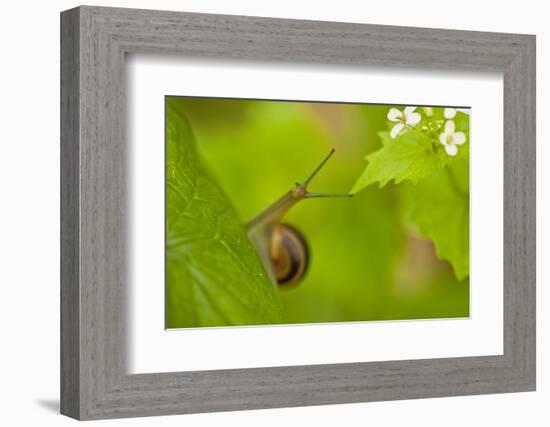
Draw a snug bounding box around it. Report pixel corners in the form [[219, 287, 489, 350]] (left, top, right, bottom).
[[60, 5, 536, 420], [60, 7, 80, 419]]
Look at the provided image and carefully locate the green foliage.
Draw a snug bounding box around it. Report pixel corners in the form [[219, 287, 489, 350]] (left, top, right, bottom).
[[351, 107, 470, 280], [401, 160, 470, 281], [350, 130, 438, 191], [165, 102, 283, 328]]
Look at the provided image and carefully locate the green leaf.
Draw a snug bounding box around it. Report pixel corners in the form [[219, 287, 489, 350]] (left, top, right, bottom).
[[165, 102, 283, 328], [350, 108, 470, 194], [401, 160, 470, 280], [350, 130, 439, 193]]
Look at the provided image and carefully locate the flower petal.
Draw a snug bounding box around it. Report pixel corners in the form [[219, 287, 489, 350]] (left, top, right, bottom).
[[445, 144, 458, 156], [406, 112, 421, 126], [390, 122, 405, 139], [423, 107, 434, 117], [444, 120, 455, 134], [439, 132, 448, 146], [404, 106, 417, 116], [444, 108, 457, 119], [453, 132, 466, 145], [387, 108, 402, 122]]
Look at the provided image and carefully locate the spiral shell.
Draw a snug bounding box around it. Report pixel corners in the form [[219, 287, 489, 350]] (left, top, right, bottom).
[[269, 223, 309, 286]]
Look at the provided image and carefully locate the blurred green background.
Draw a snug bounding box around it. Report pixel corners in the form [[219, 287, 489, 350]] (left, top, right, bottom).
[[167, 96, 469, 325]]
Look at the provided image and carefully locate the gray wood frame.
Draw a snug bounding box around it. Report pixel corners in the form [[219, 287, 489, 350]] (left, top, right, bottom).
[[60, 5, 536, 420]]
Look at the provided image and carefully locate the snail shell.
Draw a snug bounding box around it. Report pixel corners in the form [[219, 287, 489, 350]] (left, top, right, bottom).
[[270, 223, 309, 286]]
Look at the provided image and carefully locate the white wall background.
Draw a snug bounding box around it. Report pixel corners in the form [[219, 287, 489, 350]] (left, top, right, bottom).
[[0, 0, 545, 425]]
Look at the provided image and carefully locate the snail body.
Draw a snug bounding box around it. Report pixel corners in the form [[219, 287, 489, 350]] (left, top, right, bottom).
[[247, 149, 351, 287]]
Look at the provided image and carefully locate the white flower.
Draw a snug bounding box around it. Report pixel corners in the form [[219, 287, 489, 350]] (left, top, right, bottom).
[[445, 107, 471, 118], [387, 106, 421, 139], [439, 120, 466, 156], [444, 108, 457, 119]]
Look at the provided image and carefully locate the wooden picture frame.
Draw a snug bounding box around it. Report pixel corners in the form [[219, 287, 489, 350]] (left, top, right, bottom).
[[60, 5, 536, 420]]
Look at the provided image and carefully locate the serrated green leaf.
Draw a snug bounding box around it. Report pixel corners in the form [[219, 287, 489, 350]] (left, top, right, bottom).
[[165, 102, 283, 328], [401, 160, 469, 280], [350, 130, 438, 193]]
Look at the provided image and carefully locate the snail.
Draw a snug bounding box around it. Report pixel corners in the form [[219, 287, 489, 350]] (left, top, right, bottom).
[[247, 149, 352, 288]]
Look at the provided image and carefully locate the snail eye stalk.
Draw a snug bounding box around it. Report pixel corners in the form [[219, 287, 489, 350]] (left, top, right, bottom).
[[301, 148, 336, 187], [305, 192, 353, 199], [300, 149, 353, 199]]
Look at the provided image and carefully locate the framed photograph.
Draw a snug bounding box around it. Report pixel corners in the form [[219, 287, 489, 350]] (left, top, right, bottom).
[[60, 6, 536, 420]]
